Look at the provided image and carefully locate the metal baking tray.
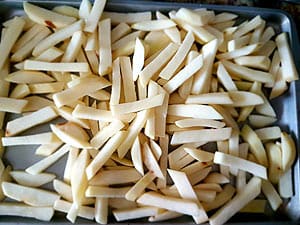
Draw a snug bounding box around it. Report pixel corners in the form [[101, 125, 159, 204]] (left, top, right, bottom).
[[1, 0, 300, 224]]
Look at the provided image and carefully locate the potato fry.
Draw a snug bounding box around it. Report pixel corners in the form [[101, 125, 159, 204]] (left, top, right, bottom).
[[234, 56, 271, 71], [281, 132, 296, 172], [168, 104, 223, 119], [2, 181, 59, 207], [32, 20, 83, 56], [214, 152, 267, 179], [209, 177, 261, 225], [185, 92, 233, 105], [261, 179, 282, 211], [10, 171, 55, 187], [113, 206, 159, 221], [0, 202, 54, 221], [25, 144, 70, 175], [0, 97, 28, 113], [132, 19, 176, 31], [143, 142, 164, 179], [2, 132, 60, 146], [24, 2, 76, 28]]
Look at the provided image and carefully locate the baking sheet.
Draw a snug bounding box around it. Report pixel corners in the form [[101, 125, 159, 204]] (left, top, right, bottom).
[[1, 0, 300, 224]]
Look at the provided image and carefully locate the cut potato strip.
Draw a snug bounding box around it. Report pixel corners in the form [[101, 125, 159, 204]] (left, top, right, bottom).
[[140, 42, 178, 86], [186, 92, 233, 105], [281, 132, 296, 172], [102, 11, 152, 25], [29, 82, 64, 94], [217, 43, 260, 60], [35, 142, 63, 156], [159, 31, 194, 80], [113, 206, 159, 221], [2, 132, 60, 146], [10, 171, 55, 187], [215, 149, 268, 177], [156, 11, 181, 44], [143, 142, 164, 179], [132, 19, 176, 31], [0, 97, 28, 113], [171, 127, 232, 145], [23, 2, 76, 28], [62, 31, 85, 62], [98, 18, 112, 75], [261, 179, 282, 211], [209, 177, 261, 225], [53, 77, 110, 107], [95, 197, 108, 224], [120, 56, 136, 102], [2, 181, 59, 207], [241, 124, 268, 167], [5, 106, 58, 137], [6, 71, 55, 84], [227, 34, 251, 51], [0, 17, 25, 70], [275, 33, 299, 82], [54, 199, 94, 220], [228, 91, 263, 107], [222, 60, 273, 83], [111, 22, 131, 43], [131, 136, 144, 175], [175, 118, 225, 129], [111, 93, 164, 115], [84, 0, 105, 32], [176, 8, 212, 26], [203, 172, 230, 184], [125, 171, 156, 201], [213, 12, 238, 24], [255, 126, 281, 141], [86, 131, 127, 179], [168, 169, 208, 223], [89, 168, 141, 186], [24, 60, 89, 72], [216, 62, 237, 91], [233, 15, 263, 38], [63, 147, 79, 183], [90, 120, 124, 149], [168, 104, 223, 120], [234, 56, 270, 71], [137, 191, 201, 217], [26, 144, 70, 175], [184, 147, 214, 162], [32, 20, 83, 56], [0, 202, 54, 221], [132, 38, 145, 81], [163, 54, 203, 93], [148, 210, 182, 222], [279, 169, 293, 198], [86, 186, 131, 198]]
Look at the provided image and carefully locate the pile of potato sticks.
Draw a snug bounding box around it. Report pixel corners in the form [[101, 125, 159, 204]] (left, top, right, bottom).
[[0, 0, 299, 224]]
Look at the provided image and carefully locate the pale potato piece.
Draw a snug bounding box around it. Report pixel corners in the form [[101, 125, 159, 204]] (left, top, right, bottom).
[[2, 181, 59, 207], [29, 82, 65, 94], [234, 56, 271, 71], [171, 127, 232, 145], [143, 142, 164, 179], [0, 202, 54, 221], [98, 18, 112, 76], [203, 172, 230, 184], [140, 42, 178, 86], [53, 77, 110, 107], [137, 191, 201, 216], [175, 118, 225, 129], [212, 12, 238, 24], [156, 11, 181, 44], [228, 91, 264, 107], [275, 32, 299, 82], [227, 34, 251, 51], [168, 169, 208, 223], [278, 169, 293, 198], [89, 168, 142, 186], [132, 38, 145, 81], [113, 206, 159, 221], [62, 31, 85, 62], [176, 8, 212, 26], [32, 20, 83, 56], [222, 60, 274, 83], [26, 144, 70, 175], [9, 84, 30, 99], [125, 171, 156, 201], [90, 120, 124, 149], [248, 115, 277, 128], [184, 147, 214, 162], [214, 152, 267, 179], [241, 124, 268, 167], [86, 186, 131, 198], [23, 2, 76, 28], [111, 22, 131, 43], [63, 147, 79, 183], [216, 43, 260, 60], [0, 97, 28, 113], [216, 62, 238, 91], [168, 104, 223, 119], [11, 27, 51, 62], [209, 177, 261, 225], [120, 56, 136, 102], [57, 106, 90, 129], [148, 210, 182, 222], [281, 132, 296, 172], [159, 31, 194, 80], [102, 11, 152, 25], [52, 5, 79, 18], [255, 126, 281, 141], [233, 15, 263, 38], [6, 71, 55, 84], [84, 0, 106, 32], [10, 171, 55, 187], [5, 106, 58, 137], [163, 54, 203, 93], [132, 19, 176, 31], [54, 199, 94, 220], [185, 92, 233, 105], [86, 131, 128, 179], [79, 0, 91, 20], [2, 132, 60, 146], [261, 179, 282, 211], [0, 17, 25, 70]]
